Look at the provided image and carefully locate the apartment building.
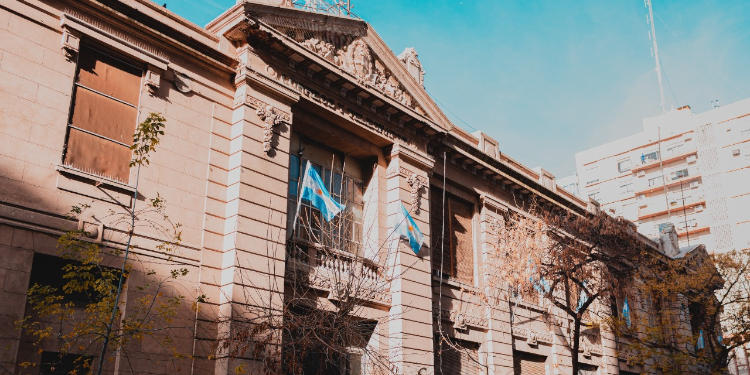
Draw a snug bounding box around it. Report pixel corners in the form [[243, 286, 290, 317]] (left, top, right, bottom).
[[0, 0, 719, 374], [575, 99, 750, 254]]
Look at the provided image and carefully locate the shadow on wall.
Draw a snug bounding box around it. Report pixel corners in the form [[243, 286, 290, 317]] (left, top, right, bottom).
[[0, 162, 215, 375]]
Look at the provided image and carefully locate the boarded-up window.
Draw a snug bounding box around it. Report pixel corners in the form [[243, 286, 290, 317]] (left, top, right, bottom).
[[431, 187, 474, 284], [63, 46, 141, 183], [513, 351, 547, 375], [434, 338, 482, 375]]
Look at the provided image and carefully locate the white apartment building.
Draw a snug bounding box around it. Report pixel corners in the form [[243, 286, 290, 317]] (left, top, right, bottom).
[[574, 98, 750, 253]]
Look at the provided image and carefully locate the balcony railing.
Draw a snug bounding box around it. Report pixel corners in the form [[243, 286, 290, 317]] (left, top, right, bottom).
[[287, 240, 390, 306]]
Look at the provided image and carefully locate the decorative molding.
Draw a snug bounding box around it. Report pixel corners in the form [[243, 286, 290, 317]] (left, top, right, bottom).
[[397, 47, 424, 86], [480, 194, 510, 213], [264, 66, 407, 143], [435, 307, 488, 330], [390, 143, 435, 171], [256, 104, 289, 155], [512, 327, 554, 345], [145, 66, 161, 95], [273, 26, 425, 114], [60, 29, 80, 61], [60, 10, 169, 70], [407, 172, 426, 214]]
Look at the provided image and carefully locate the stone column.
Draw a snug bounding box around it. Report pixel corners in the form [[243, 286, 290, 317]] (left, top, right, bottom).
[[386, 144, 435, 374]]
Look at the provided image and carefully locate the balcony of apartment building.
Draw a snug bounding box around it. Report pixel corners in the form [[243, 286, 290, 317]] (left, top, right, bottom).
[[639, 206, 710, 241], [633, 163, 701, 197], [637, 190, 706, 221], [630, 137, 697, 175]]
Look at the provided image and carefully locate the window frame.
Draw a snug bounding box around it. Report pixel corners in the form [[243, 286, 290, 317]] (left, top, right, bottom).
[[61, 42, 144, 185], [431, 189, 475, 285], [617, 158, 631, 173], [287, 152, 366, 256]]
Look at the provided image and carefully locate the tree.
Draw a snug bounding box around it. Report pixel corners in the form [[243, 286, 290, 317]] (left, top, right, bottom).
[[18, 113, 194, 374], [624, 247, 750, 374], [214, 167, 416, 375], [484, 205, 650, 374]]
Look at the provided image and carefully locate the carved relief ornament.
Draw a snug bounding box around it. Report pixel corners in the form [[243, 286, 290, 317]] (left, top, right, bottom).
[[263, 66, 406, 143], [256, 104, 288, 155], [407, 172, 426, 214], [280, 28, 425, 114]]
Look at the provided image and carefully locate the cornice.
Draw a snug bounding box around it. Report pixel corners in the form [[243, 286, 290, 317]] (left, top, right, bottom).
[[390, 144, 435, 172], [69, 0, 236, 73], [480, 194, 509, 213]]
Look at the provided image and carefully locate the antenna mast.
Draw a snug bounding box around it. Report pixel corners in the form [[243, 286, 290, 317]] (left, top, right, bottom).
[[645, 0, 666, 113]]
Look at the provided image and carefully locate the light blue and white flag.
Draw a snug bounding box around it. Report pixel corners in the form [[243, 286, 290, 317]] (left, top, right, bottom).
[[531, 275, 549, 296], [299, 161, 345, 222], [718, 330, 724, 346], [622, 296, 632, 328], [576, 282, 588, 312], [696, 329, 705, 350], [396, 203, 423, 255]]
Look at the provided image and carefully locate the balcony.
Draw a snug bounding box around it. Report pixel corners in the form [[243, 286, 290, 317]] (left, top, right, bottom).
[[287, 241, 390, 307], [634, 175, 701, 196], [631, 150, 697, 174], [637, 198, 705, 221]]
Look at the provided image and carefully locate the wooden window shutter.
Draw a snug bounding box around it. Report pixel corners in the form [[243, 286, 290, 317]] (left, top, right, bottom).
[[430, 186, 451, 277], [435, 339, 481, 375], [64, 46, 141, 183], [513, 351, 547, 375], [450, 197, 474, 284]]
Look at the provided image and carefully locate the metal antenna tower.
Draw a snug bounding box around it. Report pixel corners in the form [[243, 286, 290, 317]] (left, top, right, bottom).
[[645, 0, 666, 113], [293, 0, 353, 16]]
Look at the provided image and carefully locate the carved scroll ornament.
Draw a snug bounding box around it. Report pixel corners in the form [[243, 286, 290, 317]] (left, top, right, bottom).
[[257, 104, 285, 155], [407, 172, 426, 214]]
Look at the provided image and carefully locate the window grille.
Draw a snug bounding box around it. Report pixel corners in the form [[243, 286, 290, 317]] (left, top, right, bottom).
[[641, 151, 660, 164], [287, 154, 364, 255]]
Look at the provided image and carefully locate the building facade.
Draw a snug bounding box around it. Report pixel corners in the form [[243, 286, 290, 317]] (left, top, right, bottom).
[[0, 0, 715, 374], [574, 99, 750, 254]]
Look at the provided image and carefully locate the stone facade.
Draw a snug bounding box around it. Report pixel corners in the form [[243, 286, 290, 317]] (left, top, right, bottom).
[[0, 0, 709, 374]]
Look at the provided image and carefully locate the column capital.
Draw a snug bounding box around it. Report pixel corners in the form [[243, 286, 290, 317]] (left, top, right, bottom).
[[390, 143, 435, 172]]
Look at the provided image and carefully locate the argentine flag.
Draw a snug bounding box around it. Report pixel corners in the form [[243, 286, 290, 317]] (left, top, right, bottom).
[[622, 296, 632, 328], [696, 329, 705, 350], [299, 161, 345, 221], [576, 283, 588, 312], [396, 203, 424, 255]]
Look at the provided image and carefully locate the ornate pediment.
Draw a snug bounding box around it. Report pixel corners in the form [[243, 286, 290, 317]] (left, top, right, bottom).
[[275, 25, 427, 115], [215, 1, 454, 130]]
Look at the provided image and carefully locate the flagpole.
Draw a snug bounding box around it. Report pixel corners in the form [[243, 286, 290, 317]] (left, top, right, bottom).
[[290, 146, 305, 240]]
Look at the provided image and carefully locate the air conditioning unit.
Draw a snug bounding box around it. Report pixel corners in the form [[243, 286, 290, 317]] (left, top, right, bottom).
[[637, 170, 646, 177], [692, 221, 699, 227], [695, 205, 704, 212], [733, 149, 741, 156], [686, 155, 697, 163]]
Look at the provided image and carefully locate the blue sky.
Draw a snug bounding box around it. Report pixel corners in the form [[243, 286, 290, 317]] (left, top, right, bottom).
[[167, 0, 749, 176]]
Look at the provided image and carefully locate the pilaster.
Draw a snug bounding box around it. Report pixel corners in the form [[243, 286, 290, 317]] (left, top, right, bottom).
[[202, 46, 296, 374], [386, 144, 435, 374], [479, 195, 515, 374]]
